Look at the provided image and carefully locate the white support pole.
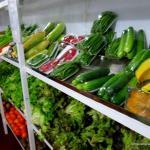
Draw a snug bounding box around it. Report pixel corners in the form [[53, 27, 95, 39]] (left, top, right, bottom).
[[7, 0, 36, 150], [0, 88, 8, 134]]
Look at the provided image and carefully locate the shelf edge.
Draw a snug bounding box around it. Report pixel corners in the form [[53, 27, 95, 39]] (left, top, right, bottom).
[[25, 66, 150, 139], [0, 56, 20, 68]]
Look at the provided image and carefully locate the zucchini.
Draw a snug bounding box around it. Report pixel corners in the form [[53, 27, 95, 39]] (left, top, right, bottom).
[[47, 22, 66, 42], [98, 72, 123, 97], [101, 92, 110, 101], [81, 74, 114, 91], [107, 71, 133, 94], [75, 67, 110, 83], [137, 29, 147, 53], [117, 30, 127, 58], [24, 32, 45, 52], [126, 47, 137, 59], [25, 24, 38, 36], [124, 27, 135, 53], [111, 85, 128, 105], [128, 77, 137, 88], [43, 22, 55, 35], [25, 40, 50, 59], [126, 49, 150, 71]]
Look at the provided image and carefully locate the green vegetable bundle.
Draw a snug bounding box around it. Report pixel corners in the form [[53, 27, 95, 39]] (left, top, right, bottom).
[[91, 11, 117, 34], [50, 62, 80, 80], [75, 34, 106, 66]]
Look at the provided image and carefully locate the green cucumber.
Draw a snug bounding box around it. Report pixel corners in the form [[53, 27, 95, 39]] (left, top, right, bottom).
[[124, 27, 135, 53], [43, 22, 55, 35], [126, 49, 150, 71], [117, 30, 127, 58], [137, 29, 147, 53], [107, 71, 133, 94], [98, 73, 124, 97], [111, 85, 128, 105], [81, 75, 113, 91], [101, 92, 110, 101], [75, 67, 110, 83], [128, 77, 137, 88], [126, 48, 137, 59], [47, 22, 66, 42]]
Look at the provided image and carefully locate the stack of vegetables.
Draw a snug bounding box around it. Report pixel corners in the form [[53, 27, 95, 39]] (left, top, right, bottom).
[[3, 101, 28, 139], [74, 11, 117, 66], [105, 27, 147, 60], [0, 62, 149, 149], [25, 22, 66, 69]]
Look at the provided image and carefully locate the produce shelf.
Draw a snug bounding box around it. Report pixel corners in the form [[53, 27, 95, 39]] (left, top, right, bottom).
[[0, 56, 19, 68], [0, 0, 8, 9], [5, 119, 25, 150], [25, 66, 150, 139], [0, 55, 150, 138], [7, 100, 53, 150]]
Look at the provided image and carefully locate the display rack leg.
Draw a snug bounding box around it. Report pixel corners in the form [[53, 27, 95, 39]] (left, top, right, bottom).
[[0, 90, 8, 134]]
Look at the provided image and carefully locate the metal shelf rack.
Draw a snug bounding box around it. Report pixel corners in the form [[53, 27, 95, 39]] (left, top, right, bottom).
[[0, 0, 150, 150]]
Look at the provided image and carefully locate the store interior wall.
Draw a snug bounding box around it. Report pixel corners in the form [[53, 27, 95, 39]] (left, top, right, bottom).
[[0, 0, 150, 44]]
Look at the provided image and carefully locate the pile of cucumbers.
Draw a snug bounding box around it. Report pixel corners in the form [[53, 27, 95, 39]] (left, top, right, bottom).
[[105, 27, 148, 59], [98, 49, 150, 105], [72, 67, 113, 91]]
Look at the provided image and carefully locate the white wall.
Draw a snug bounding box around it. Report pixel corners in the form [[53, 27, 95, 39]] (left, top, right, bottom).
[[1, 0, 150, 44]]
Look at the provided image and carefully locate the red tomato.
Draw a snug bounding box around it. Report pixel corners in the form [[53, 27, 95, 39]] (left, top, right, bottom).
[[14, 118, 20, 125], [14, 110, 19, 115], [21, 131, 28, 139], [10, 107, 16, 112], [17, 114, 23, 119], [14, 129, 21, 136], [8, 118, 14, 125], [20, 124, 26, 131], [5, 113, 9, 120], [11, 123, 16, 129], [18, 117, 25, 124], [9, 114, 16, 120], [15, 122, 22, 128], [9, 111, 15, 116]]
